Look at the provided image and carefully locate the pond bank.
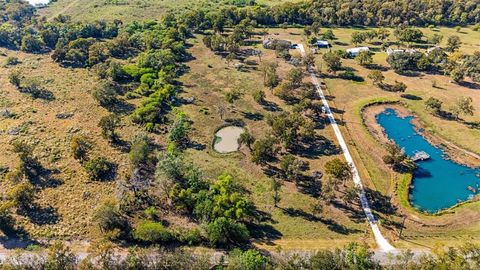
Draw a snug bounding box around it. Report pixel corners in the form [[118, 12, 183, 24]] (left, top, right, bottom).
[[365, 105, 480, 213]]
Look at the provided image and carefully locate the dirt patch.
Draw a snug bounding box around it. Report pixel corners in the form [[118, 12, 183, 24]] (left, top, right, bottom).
[[213, 126, 244, 153]]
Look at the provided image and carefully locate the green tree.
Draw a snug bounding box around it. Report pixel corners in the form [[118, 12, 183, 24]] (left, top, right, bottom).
[[279, 154, 303, 181], [367, 70, 385, 85], [8, 182, 35, 209], [44, 241, 77, 270], [206, 217, 250, 246], [98, 114, 120, 142], [355, 51, 373, 66], [129, 133, 153, 169], [168, 114, 190, 148], [227, 249, 268, 270], [84, 157, 113, 181], [425, 97, 443, 115], [70, 136, 90, 162], [8, 70, 21, 88], [446, 35, 461, 52], [286, 67, 304, 87], [238, 130, 255, 150], [394, 28, 423, 44], [133, 221, 171, 243], [271, 178, 282, 208], [20, 34, 44, 53], [451, 67, 465, 83], [252, 90, 265, 104], [92, 82, 118, 107], [382, 142, 416, 172], [322, 52, 342, 74], [251, 137, 278, 164], [93, 199, 127, 234], [450, 96, 475, 120], [430, 33, 443, 45], [261, 62, 280, 90], [325, 158, 351, 187], [351, 32, 366, 46]]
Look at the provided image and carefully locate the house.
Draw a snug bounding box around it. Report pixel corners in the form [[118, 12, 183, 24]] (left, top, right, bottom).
[[263, 38, 292, 50], [386, 47, 418, 55], [346, 47, 370, 57], [315, 40, 330, 48]]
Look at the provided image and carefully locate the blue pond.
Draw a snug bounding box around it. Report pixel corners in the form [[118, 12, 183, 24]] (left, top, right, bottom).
[[376, 108, 480, 213]]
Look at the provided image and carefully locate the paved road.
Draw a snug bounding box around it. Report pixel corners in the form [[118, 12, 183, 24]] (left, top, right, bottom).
[[297, 44, 396, 253]]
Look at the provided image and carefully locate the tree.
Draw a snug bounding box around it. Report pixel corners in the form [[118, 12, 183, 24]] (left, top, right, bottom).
[[8, 182, 35, 210], [133, 221, 171, 243], [252, 90, 265, 104], [355, 51, 373, 66], [302, 52, 315, 69], [367, 70, 385, 86], [450, 67, 465, 83], [206, 217, 250, 246], [227, 249, 268, 270], [251, 137, 278, 164], [20, 34, 44, 53], [168, 114, 191, 148], [129, 133, 153, 169], [44, 241, 77, 270], [446, 35, 461, 52], [261, 62, 280, 90], [98, 114, 120, 142], [84, 157, 113, 181], [394, 28, 423, 44], [279, 154, 303, 181], [425, 97, 443, 115], [286, 67, 304, 87], [430, 33, 443, 45], [344, 242, 376, 270], [238, 130, 255, 150], [8, 70, 21, 88], [92, 82, 118, 107], [322, 52, 342, 74], [271, 178, 282, 208], [450, 96, 475, 120], [93, 199, 127, 234], [376, 28, 390, 41], [70, 136, 90, 162], [325, 158, 351, 187], [351, 32, 366, 46], [382, 142, 416, 172]]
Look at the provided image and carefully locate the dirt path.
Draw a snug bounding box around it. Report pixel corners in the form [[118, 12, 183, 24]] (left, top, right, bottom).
[[297, 44, 396, 253]]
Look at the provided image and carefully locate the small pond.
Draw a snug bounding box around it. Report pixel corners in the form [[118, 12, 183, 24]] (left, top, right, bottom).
[[213, 126, 245, 153], [376, 108, 480, 213]]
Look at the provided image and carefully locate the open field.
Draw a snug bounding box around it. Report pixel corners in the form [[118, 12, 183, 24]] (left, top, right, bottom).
[[39, 0, 303, 22]]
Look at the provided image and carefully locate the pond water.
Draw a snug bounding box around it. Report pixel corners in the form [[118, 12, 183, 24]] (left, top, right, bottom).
[[376, 108, 480, 213], [213, 126, 245, 153]]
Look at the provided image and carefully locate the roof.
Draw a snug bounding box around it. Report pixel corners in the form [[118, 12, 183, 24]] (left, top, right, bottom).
[[315, 40, 329, 45], [346, 47, 370, 53]]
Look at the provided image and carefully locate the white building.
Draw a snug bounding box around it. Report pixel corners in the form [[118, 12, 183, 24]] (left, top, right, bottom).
[[346, 47, 370, 57]]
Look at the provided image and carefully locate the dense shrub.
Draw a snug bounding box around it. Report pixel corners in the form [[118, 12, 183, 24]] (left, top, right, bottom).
[[133, 221, 171, 243], [84, 157, 113, 181]]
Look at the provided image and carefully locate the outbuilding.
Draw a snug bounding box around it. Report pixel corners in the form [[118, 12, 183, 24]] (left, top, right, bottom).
[[346, 46, 370, 57], [315, 40, 330, 48]]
